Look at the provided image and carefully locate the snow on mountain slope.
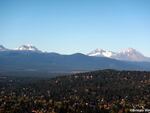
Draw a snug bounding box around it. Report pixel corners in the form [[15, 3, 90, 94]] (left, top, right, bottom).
[[87, 49, 116, 57], [88, 48, 150, 62], [16, 44, 41, 52], [115, 48, 147, 62]]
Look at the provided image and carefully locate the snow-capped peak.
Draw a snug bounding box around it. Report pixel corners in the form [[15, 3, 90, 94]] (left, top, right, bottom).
[[0, 45, 7, 51], [16, 44, 41, 52], [117, 48, 145, 61], [88, 48, 149, 62], [120, 48, 138, 54], [87, 48, 116, 57]]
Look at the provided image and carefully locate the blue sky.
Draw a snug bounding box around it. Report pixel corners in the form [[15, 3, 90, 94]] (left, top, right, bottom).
[[0, 0, 150, 56]]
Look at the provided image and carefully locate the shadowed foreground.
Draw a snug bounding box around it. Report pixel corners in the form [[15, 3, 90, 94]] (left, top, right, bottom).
[[0, 70, 150, 113]]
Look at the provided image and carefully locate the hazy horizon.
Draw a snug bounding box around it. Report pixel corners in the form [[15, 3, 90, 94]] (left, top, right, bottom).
[[1, 0, 150, 56]]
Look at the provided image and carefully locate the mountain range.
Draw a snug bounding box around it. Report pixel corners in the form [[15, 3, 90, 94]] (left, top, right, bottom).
[[0, 44, 150, 73], [1, 45, 150, 62], [88, 48, 150, 62]]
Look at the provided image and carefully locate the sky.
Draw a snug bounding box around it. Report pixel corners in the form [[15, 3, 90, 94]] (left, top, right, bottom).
[[0, 0, 150, 56]]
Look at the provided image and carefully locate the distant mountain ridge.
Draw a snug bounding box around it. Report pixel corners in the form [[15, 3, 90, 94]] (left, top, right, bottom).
[[0, 44, 150, 62], [0, 44, 150, 73], [88, 48, 150, 62], [0, 45, 150, 73]]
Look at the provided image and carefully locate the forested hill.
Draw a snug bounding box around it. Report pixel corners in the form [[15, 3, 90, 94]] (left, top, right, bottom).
[[0, 69, 150, 113]]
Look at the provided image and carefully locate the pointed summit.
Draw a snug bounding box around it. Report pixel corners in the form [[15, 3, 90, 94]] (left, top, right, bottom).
[[117, 48, 146, 61]]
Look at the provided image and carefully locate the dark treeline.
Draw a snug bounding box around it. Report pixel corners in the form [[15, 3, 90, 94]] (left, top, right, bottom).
[[0, 69, 150, 113]]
